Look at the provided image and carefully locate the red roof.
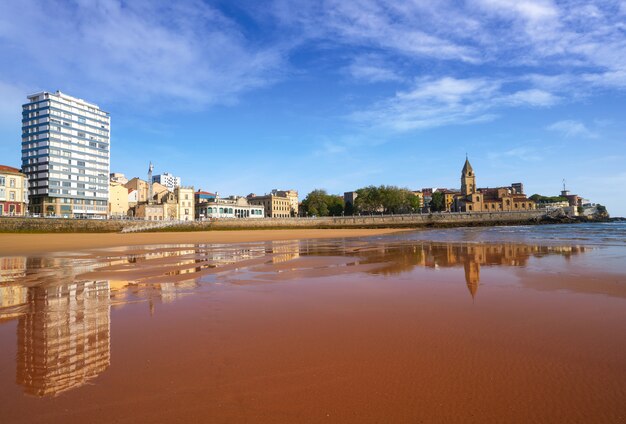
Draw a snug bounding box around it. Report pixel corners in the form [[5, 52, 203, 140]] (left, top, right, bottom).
[[0, 165, 23, 174]]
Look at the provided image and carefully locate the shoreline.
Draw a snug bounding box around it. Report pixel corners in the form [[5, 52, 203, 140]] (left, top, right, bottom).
[[0, 228, 406, 256]]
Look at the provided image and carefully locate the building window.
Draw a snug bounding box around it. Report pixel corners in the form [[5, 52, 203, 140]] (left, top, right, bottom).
[[10, 191, 15, 200], [9, 179, 15, 188], [0, 176, 4, 186]]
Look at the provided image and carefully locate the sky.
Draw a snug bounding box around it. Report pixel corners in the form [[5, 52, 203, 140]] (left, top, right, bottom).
[[0, 0, 625, 216]]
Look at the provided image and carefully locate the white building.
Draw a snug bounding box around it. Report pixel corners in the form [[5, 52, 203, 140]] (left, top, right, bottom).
[[21, 91, 110, 218], [152, 172, 181, 191], [196, 196, 264, 220]]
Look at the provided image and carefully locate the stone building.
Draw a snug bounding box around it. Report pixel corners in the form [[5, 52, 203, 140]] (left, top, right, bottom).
[[175, 187, 195, 221], [453, 158, 535, 212], [247, 190, 298, 218], [0, 165, 28, 216]]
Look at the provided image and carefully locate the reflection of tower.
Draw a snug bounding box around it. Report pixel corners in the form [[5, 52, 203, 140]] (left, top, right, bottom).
[[463, 259, 480, 300], [148, 161, 154, 204], [16, 281, 111, 397]]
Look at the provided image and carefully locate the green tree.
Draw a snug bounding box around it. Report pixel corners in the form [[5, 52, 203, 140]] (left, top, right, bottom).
[[301, 189, 345, 217], [529, 194, 568, 203], [354, 185, 421, 214], [430, 192, 445, 212]]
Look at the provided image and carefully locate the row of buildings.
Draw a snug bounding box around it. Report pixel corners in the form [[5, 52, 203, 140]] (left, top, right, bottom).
[[1, 90, 591, 220], [343, 158, 538, 214], [2, 90, 300, 220]]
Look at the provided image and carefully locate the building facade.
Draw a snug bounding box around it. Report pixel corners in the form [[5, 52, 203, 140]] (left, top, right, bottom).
[[175, 187, 195, 221], [152, 172, 181, 191], [109, 172, 128, 185], [0, 165, 28, 216], [247, 191, 296, 218], [271, 189, 299, 216], [22, 91, 110, 218], [196, 196, 264, 220], [108, 182, 129, 218], [454, 158, 536, 212]]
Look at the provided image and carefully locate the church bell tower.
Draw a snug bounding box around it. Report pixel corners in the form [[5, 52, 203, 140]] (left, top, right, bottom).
[[461, 156, 476, 196]]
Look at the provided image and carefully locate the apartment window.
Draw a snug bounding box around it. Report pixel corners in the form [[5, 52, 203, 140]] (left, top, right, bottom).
[[0, 176, 4, 186], [9, 179, 15, 188], [9, 192, 15, 200], [77, 132, 86, 138]]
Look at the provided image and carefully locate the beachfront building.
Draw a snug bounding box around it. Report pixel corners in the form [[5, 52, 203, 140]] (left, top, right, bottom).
[[22, 91, 110, 218], [453, 158, 536, 212], [196, 195, 264, 220], [124, 178, 168, 205], [0, 165, 28, 216], [175, 187, 195, 221], [195, 190, 216, 205], [247, 190, 298, 218], [152, 172, 181, 191], [108, 182, 129, 218]]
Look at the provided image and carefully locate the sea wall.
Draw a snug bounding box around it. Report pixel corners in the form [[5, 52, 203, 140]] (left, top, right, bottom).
[[0, 217, 147, 233], [209, 211, 546, 229], [0, 211, 547, 233]]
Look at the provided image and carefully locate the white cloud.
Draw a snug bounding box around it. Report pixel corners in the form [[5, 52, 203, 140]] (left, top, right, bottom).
[[0, 0, 284, 109], [351, 76, 563, 132], [504, 89, 559, 107], [346, 55, 404, 83], [547, 120, 597, 138]]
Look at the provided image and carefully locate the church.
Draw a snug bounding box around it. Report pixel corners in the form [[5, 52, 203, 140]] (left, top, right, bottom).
[[453, 158, 536, 212]]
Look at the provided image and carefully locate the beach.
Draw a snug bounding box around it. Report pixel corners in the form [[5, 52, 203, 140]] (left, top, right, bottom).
[[0, 228, 402, 255], [0, 223, 625, 423]]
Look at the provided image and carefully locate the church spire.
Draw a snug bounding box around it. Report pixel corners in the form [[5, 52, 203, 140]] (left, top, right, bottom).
[[462, 156, 473, 175]]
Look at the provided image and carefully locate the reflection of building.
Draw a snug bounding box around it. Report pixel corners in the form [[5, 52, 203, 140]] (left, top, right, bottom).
[[361, 242, 586, 300], [463, 256, 480, 299], [0, 257, 27, 282], [270, 240, 301, 263], [17, 281, 111, 397]]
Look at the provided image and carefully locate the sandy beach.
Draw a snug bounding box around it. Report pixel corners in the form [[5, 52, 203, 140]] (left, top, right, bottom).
[[0, 228, 402, 255], [0, 224, 625, 423]]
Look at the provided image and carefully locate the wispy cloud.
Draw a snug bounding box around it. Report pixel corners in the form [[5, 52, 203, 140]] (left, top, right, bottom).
[[547, 120, 597, 138], [350, 76, 563, 132], [345, 54, 404, 83], [0, 0, 284, 110]]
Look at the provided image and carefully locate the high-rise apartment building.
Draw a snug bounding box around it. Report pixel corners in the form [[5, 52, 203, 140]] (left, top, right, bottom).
[[21, 91, 110, 218], [152, 172, 181, 191]]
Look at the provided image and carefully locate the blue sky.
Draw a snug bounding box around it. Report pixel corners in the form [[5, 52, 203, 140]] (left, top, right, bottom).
[[1, 0, 625, 215]]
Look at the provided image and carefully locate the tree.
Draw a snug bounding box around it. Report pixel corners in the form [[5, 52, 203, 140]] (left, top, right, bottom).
[[429, 192, 445, 212], [301, 189, 345, 217], [353, 185, 420, 214], [530, 194, 568, 203]]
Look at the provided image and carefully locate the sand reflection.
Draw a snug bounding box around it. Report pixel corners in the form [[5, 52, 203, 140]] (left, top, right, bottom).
[[0, 239, 593, 398]]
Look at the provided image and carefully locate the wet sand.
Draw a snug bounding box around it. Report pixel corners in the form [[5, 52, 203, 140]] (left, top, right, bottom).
[[0, 228, 402, 255], [0, 236, 625, 423]]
